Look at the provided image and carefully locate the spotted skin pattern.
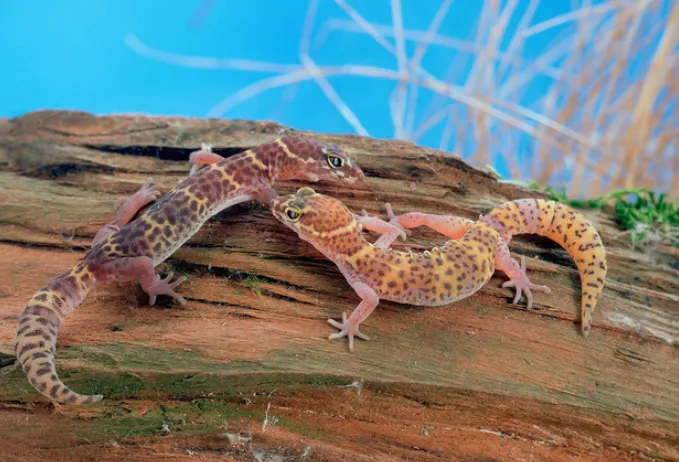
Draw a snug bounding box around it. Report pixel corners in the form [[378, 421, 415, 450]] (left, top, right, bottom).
[[272, 189, 606, 350], [15, 137, 364, 404], [380, 199, 606, 335]]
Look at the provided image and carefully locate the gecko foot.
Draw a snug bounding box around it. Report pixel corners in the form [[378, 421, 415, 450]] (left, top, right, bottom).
[[115, 177, 162, 209], [134, 177, 163, 204], [502, 256, 551, 310], [327, 312, 370, 352], [146, 271, 188, 306]]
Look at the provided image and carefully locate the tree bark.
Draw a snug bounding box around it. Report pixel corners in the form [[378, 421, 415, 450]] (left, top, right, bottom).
[[0, 110, 677, 461]]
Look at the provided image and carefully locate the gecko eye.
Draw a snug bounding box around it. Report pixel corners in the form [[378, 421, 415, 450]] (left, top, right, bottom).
[[326, 155, 343, 169], [285, 208, 301, 221]]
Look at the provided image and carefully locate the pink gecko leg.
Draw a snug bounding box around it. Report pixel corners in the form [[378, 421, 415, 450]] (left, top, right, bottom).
[[328, 282, 378, 351], [494, 240, 551, 310], [373, 203, 474, 249], [188, 143, 225, 176], [353, 209, 406, 248], [93, 178, 162, 246], [92, 257, 187, 306]]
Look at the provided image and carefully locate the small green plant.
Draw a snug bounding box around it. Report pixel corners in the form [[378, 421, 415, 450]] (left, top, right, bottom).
[[613, 190, 679, 248], [527, 182, 679, 248], [244, 274, 263, 296]]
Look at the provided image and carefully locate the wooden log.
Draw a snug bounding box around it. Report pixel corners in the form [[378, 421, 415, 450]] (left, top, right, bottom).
[[0, 110, 677, 461]]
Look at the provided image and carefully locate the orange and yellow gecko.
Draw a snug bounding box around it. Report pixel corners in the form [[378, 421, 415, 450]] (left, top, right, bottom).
[[15, 137, 364, 404], [272, 188, 607, 350]]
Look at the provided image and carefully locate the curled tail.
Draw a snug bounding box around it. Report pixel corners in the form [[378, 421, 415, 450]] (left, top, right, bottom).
[[481, 198, 607, 335], [14, 262, 102, 404]]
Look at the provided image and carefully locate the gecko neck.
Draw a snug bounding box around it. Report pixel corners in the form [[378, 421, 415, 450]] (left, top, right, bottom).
[[303, 225, 372, 266]]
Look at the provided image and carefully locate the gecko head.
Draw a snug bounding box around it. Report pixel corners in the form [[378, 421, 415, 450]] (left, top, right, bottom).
[[274, 136, 365, 184], [271, 187, 359, 250]]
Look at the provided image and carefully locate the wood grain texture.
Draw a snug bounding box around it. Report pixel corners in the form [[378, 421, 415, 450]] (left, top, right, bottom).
[[0, 110, 677, 461]]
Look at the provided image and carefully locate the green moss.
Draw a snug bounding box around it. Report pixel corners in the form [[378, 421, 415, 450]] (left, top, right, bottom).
[[0, 342, 361, 402], [78, 399, 259, 439], [274, 415, 338, 443], [613, 190, 679, 247], [74, 396, 340, 442]]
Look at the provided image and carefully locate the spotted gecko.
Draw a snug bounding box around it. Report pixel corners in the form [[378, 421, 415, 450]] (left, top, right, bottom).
[[14, 137, 364, 404], [272, 187, 607, 350]]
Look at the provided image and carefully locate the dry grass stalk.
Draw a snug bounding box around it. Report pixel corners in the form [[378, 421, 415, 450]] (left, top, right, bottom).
[[127, 0, 677, 198]]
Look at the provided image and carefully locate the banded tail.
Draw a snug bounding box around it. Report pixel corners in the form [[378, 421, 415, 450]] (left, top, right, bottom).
[[14, 262, 103, 404], [481, 198, 607, 335]]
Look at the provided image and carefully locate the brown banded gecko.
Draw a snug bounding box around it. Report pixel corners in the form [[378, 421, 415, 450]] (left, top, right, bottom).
[[14, 137, 364, 404], [272, 188, 607, 351]]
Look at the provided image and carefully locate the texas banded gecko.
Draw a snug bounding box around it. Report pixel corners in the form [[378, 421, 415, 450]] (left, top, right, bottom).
[[15, 137, 364, 404], [272, 188, 607, 350]]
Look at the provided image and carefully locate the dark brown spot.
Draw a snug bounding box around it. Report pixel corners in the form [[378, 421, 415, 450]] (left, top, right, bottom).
[[23, 328, 45, 338], [36, 366, 52, 376], [18, 343, 37, 357], [16, 324, 32, 336]]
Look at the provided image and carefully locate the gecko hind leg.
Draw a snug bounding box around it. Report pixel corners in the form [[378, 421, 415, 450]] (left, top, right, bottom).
[[93, 256, 188, 306], [494, 242, 551, 310], [188, 143, 225, 176], [93, 178, 162, 246]]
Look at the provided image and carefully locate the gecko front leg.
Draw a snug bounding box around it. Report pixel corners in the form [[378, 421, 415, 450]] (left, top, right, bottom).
[[328, 281, 378, 351], [188, 143, 225, 176]]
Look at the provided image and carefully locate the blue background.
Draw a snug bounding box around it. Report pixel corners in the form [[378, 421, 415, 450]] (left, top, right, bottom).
[[0, 1, 670, 184]]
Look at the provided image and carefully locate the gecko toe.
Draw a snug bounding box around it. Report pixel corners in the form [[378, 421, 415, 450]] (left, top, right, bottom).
[[525, 289, 534, 310], [170, 291, 187, 306], [327, 313, 368, 351], [354, 330, 370, 341], [385, 203, 395, 220], [513, 287, 522, 305]]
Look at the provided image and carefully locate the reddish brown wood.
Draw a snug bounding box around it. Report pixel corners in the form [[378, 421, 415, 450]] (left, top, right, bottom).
[[0, 111, 677, 461]]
